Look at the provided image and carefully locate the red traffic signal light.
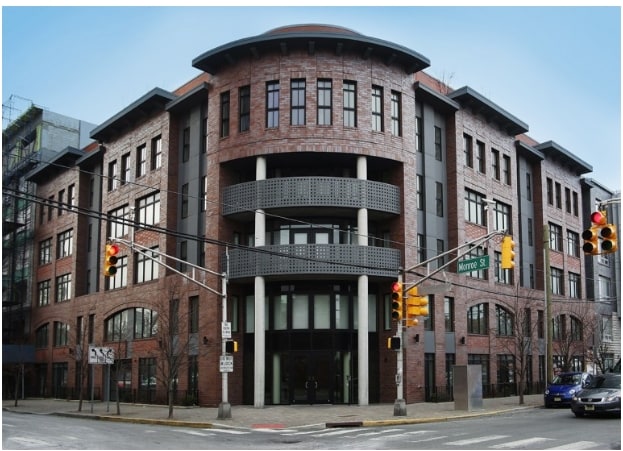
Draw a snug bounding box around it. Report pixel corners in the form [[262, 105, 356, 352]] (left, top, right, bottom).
[[104, 243, 120, 277], [590, 211, 607, 227], [391, 281, 403, 321]]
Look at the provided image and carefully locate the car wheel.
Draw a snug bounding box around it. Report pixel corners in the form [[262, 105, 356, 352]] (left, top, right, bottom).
[[574, 411, 584, 417]]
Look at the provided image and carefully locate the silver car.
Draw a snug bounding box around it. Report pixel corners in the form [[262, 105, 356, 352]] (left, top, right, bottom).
[[571, 373, 621, 417]]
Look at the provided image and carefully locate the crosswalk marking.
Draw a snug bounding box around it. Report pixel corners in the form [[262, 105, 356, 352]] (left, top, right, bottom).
[[491, 437, 552, 448], [311, 428, 359, 437], [547, 441, 600, 450], [446, 434, 509, 446], [172, 429, 213, 437], [202, 428, 250, 435]]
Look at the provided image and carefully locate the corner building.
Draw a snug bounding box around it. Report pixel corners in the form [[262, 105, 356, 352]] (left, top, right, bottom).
[[24, 24, 615, 408]]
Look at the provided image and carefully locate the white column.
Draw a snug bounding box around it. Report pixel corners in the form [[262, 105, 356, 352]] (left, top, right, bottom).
[[356, 156, 369, 405], [254, 156, 267, 408]]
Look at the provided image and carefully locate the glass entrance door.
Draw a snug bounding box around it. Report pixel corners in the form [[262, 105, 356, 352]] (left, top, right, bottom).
[[291, 352, 332, 404]]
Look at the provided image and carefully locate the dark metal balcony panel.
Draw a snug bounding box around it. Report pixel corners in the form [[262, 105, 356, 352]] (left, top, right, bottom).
[[227, 244, 400, 279], [222, 177, 400, 216]]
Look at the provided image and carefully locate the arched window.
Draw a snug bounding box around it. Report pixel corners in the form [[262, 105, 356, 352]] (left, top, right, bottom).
[[105, 308, 158, 342], [496, 305, 514, 336]]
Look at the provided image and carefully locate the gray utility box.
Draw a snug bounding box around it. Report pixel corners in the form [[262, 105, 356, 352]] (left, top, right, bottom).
[[453, 365, 483, 411]]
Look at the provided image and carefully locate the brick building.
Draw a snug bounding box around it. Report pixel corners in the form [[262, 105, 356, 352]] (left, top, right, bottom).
[[15, 24, 619, 407]]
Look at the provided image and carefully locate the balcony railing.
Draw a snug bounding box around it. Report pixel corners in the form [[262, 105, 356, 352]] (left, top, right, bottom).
[[226, 244, 400, 279], [222, 177, 400, 216]]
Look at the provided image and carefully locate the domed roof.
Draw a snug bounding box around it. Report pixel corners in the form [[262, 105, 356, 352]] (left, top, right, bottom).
[[264, 24, 360, 36], [193, 24, 429, 75]]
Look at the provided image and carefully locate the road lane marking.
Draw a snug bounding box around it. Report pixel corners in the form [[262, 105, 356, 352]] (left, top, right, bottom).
[[446, 435, 509, 446], [491, 437, 552, 448]]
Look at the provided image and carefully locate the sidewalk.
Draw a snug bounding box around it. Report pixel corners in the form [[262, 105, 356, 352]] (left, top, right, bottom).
[[3, 394, 544, 430]]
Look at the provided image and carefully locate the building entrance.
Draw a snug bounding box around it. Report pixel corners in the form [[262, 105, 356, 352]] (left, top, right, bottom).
[[291, 352, 332, 404]]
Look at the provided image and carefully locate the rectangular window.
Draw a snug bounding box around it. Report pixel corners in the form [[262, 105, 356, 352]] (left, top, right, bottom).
[[491, 149, 500, 180], [137, 192, 160, 226], [436, 182, 444, 217], [415, 115, 423, 152], [266, 81, 279, 128], [527, 218, 534, 246], [68, 184, 76, 210], [36, 324, 49, 348], [121, 153, 131, 185], [108, 205, 130, 239], [538, 310, 544, 338], [108, 160, 118, 191], [549, 223, 563, 252], [476, 140, 485, 173], [494, 201, 511, 233], [53, 322, 69, 347], [189, 296, 199, 334], [444, 297, 454, 332], [290, 79, 306, 125], [58, 189, 64, 216], [495, 252, 513, 285], [555, 182, 562, 209], [136, 144, 147, 177], [181, 183, 189, 218], [136, 247, 159, 283], [551, 267, 564, 295], [38, 280, 51, 306], [55, 273, 72, 303], [416, 175, 424, 210], [526, 173, 532, 201], [239, 85, 250, 132], [182, 127, 190, 162], [201, 176, 207, 212], [546, 178, 553, 205], [371, 85, 383, 132], [496, 305, 514, 336], [436, 239, 445, 269], [343, 80, 356, 127], [565, 187, 571, 213], [135, 307, 157, 339], [434, 126, 442, 161], [57, 229, 73, 259], [464, 134, 473, 168], [567, 230, 580, 257], [417, 234, 426, 263], [390, 91, 401, 136], [220, 91, 230, 138], [39, 238, 52, 265], [179, 241, 187, 273], [568, 272, 581, 298], [317, 79, 332, 125], [572, 192, 578, 216], [468, 303, 488, 334], [502, 155, 511, 185], [139, 357, 157, 390], [48, 195, 54, 221], [464, 189, 487, 226], [151, 135, 162, 170]]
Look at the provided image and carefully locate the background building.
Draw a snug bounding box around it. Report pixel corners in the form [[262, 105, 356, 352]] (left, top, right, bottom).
[[4, 24, 619, 406]]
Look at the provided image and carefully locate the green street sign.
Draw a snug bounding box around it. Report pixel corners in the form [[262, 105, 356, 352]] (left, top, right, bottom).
[[457, 255, 490, 273]]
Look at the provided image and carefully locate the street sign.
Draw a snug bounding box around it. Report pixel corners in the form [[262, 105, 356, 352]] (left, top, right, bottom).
[[88, 346, 114, 364], [221, 321, 231, 339], [220, 355, 234, 373], [457, 255, 490, 274]]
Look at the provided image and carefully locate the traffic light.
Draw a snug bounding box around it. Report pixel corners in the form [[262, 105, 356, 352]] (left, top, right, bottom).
[[582, 210, 608, 255], [103, 243, 120, 277], [387, 336, 401, 350], [501, 236, 515, 270], [225, 340, 238, 353], [601, 224, 618, 253], [391, 281, 403, 321], [405, 286, 429, 327]]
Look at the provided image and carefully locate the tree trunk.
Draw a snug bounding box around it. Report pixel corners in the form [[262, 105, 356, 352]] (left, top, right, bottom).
[[168, 382, 174, 419]]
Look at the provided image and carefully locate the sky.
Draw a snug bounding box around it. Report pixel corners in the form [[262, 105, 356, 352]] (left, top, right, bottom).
[[2, 5, 621, 191]]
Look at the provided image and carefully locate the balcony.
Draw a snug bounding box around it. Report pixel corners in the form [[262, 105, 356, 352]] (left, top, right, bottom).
[[222, 177, 400, 217], [226, 244, 400, 280]]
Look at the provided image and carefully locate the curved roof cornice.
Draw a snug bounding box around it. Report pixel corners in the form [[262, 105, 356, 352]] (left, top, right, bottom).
[[192, 24, 430, 75]]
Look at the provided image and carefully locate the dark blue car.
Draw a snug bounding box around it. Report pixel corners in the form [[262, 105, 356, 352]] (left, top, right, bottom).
[[544, 372, 592, 408]]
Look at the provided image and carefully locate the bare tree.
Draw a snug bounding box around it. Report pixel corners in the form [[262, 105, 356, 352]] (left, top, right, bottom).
[[150, 280, 192, 419], [494, 287, 541, 405], [551, 302, 597, 373]]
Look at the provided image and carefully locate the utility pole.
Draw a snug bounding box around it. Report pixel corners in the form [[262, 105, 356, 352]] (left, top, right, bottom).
[[393, 271, 406, 416], [544, 224, 553, 384]]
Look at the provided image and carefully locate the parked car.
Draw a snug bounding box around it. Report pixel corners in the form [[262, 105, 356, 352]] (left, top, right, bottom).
[[544, 372, 592, 407], [571, 373, 621, 417]]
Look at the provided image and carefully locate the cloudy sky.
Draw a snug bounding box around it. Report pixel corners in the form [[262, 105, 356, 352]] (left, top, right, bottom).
[[2, 5, 621, 190]]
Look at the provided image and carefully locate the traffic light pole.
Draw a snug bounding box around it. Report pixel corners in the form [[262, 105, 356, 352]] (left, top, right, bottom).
[[394, 272, 406, 416], [112, 238, 232, 419]]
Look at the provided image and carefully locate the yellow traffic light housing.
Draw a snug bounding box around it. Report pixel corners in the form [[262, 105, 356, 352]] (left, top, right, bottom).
[[582, 226, 600, 255], [225, 340, 238, 353], [103, 243, 120, 277], [387, 336, 401, 350], [501, 236, 515, 270], [406, 286, 429, 327], [601, 224, 618, 253], [391, 281, 403, 321]]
